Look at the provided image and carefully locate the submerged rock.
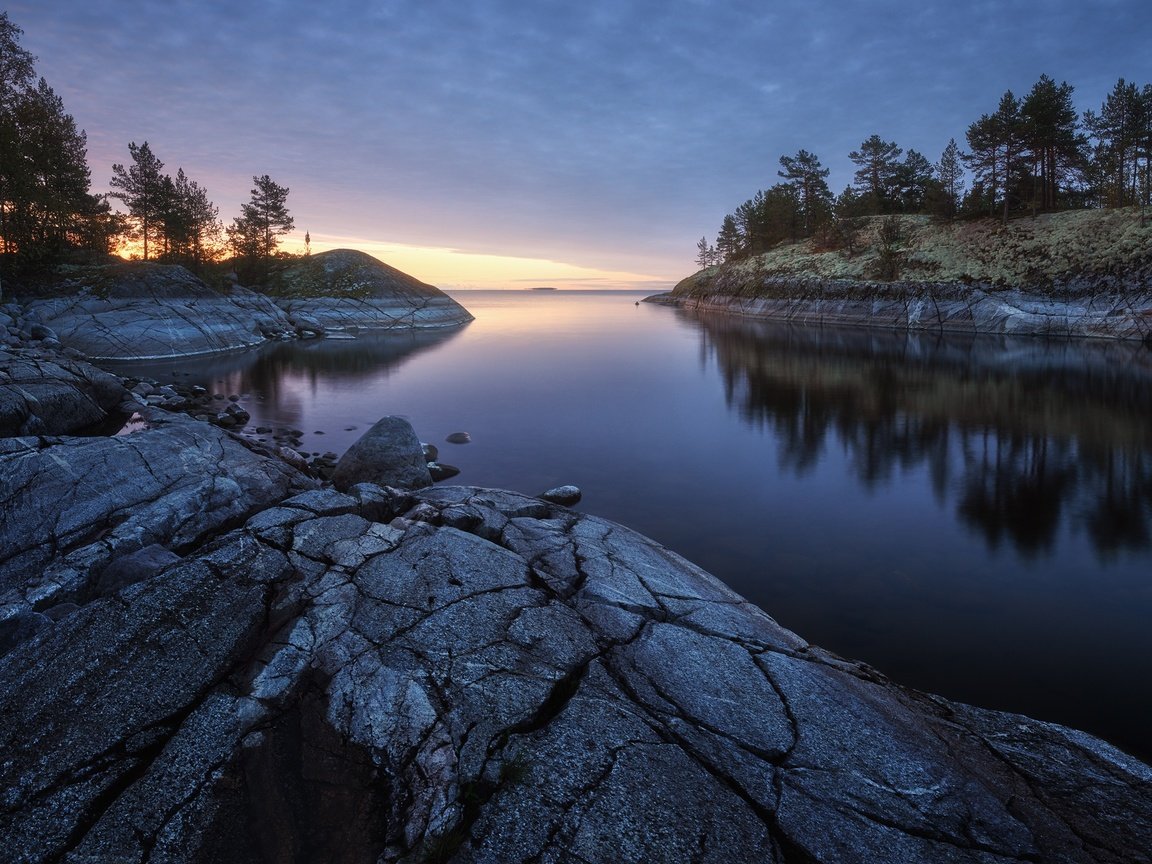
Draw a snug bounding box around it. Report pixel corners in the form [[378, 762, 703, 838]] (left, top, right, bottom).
[[330, 415, 433, 491]]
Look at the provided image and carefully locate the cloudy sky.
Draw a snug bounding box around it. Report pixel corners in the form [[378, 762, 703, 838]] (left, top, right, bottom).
[[7, 0, 1152, 288]]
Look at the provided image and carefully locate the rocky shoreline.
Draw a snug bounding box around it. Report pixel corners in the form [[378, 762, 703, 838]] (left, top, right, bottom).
[[2, 282, 1152, 860], [646, 277, 1152, 342]]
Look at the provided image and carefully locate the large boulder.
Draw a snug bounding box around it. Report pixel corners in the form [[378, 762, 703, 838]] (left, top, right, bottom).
[[330, 415, 433, 491], [0, 350, 130, 435], [265, 248, 474, 333], [0, 478, 1148, 862], [21, 262, 295, 360]]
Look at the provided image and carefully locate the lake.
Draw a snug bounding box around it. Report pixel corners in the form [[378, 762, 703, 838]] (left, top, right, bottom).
[[106, 289, 1152, 763]]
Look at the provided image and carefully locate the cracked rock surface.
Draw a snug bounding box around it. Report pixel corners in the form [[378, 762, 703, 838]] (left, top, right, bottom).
[[0, 408, 318, 613], [2, 457, 1150, 862], [0, 350, 129, 435]]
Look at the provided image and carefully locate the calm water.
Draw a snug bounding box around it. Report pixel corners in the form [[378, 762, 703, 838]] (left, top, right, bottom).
[[107, 290, 1152, 763]]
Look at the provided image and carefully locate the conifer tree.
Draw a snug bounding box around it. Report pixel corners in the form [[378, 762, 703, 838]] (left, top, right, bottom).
[[935, 139, 966, 221], [777, 150, 832, 238], [1020, 75, 1083, 212], [109, 141, 166, 260], [848, 135, 903, 213], [228, 174, 294, 261]]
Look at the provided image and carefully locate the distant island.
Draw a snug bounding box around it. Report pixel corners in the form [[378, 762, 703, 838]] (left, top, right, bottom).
[[529, 285, 558, 290]]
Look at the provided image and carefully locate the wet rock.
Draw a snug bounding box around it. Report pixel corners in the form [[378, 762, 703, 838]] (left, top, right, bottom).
[[0, 483, 1148, 862], [330, 415, 432, 492], [427, 462, 460, 482], [421, 441, 438, 462], [540, 484, 582, 505], [445, 431, 471, 444]]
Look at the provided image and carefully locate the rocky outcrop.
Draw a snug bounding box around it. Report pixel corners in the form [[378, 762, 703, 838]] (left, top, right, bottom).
[[649, 277, 1152, 342], [20, 262, 297, 360], [265, 249, 474, 333], [14, 252, 473, 361], [0, 350, 129, 435], [1, 412, 1149, 862], [0, 408, 318, 613]]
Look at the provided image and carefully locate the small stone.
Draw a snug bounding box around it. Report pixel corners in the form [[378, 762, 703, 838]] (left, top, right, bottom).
[[428, 462, 461, 482], [445, 432, 471, 444], [540, 485, 582, 506], [422, 442, 439, 462]]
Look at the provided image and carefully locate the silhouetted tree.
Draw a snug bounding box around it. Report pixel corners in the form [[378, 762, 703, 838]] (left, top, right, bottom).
[[109, 141, 166, 260], [715, 214, 740, 261], [228, 174, 294, 261], [965, 91, 1024, 223], [1084, 77, 1151, 209], [894, 149, 934, 212], [1, 13, 104, 271]]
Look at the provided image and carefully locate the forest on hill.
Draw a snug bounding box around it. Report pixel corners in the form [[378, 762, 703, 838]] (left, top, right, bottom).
[[698, 75, 1152, 269], [0, 11, 296, 288]]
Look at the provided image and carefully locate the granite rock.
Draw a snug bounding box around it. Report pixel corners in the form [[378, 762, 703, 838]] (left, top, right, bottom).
[[0, 476, 1148, 863]]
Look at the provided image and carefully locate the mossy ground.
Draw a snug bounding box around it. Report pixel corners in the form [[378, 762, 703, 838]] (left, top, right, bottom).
[[681, 208, 1152, 299]]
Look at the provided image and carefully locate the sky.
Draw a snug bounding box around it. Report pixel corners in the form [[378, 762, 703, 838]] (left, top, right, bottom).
[[7, 0, 1152, 290]]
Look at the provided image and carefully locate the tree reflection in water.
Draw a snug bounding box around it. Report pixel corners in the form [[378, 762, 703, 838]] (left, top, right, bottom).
[[694, 312, 1152, 559]]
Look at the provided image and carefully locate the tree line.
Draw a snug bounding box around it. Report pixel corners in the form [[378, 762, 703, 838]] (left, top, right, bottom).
[[697, 74, 1152, 268], [0, 12, 295, 282]]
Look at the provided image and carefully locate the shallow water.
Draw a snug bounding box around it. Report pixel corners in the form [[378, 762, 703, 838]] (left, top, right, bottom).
[[105, 289, 1152, 762]]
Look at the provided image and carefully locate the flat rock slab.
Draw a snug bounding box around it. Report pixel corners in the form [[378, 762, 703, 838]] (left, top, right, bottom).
[[1, 479, 1148, 863], [24, 263, 294, 360]]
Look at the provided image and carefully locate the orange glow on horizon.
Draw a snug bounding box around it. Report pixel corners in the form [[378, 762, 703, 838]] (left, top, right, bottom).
[[106, 232, 672, 293], [281, 233, 672, 292]]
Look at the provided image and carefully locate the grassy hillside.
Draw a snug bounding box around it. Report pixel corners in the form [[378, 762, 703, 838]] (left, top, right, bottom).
[[676, 208, 1152, 298]]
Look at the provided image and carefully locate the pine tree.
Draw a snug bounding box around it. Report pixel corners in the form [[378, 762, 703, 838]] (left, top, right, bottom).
[[1020, 75, 1083, 213], [934, 139, 966, 221], [848, 135, 903, 213], [1084, 78, 1148, 208], [715, 214, 740, 262], [695, 236, 710, 269], [894, 149, 934, 213], [109, 141, 166, 260], [229, 174, 294, 261], [777, 150, 832, 238]]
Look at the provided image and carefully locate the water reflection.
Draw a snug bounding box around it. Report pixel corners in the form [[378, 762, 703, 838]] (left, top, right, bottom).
[[694, 313, 1152, 559], [103, 326, 467, 429]]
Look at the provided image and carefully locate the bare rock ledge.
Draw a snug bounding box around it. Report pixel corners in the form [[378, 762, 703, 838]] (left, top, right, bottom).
[[1, 416, 1150, 862]]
